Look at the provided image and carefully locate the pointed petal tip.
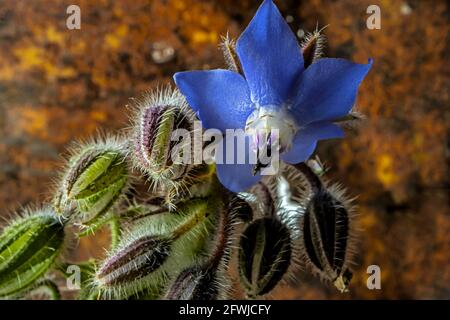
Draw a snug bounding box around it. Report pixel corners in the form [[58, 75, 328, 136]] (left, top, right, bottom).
[[262, 0, 276, 8], [236, 0, 304, 105], [253, 0, 277, 12], [173, 71, 191, 87], [358, 57, 374, 83]]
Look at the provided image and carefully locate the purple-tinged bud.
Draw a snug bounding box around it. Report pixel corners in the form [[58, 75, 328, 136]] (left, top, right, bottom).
[[130, 88, 197, 207], [164, 264, 223, 300], [96, 235, 171, 287]]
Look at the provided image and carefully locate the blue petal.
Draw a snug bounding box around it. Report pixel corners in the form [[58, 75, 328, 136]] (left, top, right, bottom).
[[236, 0, 304, 106], [291, 58, 373, 125], [214, 133, 261, 192], [281, 122, 344, 164], [174, 70, 253, 131]]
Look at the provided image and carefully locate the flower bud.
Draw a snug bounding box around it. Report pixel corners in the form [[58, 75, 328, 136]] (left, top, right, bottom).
[[130, 87, 199, 208], [55, 137, 129, 226], [238, 217, 292, 297], [300, 188, 355, 292], [0, 208, 65, 298], [96, 235, 171, 288]]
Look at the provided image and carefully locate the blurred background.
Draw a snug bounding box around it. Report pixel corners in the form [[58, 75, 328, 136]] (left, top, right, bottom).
[[0, 0, 448, 299]]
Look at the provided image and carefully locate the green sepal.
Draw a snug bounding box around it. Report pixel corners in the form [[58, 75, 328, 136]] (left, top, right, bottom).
[[72, 152, 126, 200], [68, 151, 119, 199], [77, 176, 127, 224]]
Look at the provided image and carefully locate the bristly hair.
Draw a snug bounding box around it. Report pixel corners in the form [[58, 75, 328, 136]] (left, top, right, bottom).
[[300, 24, 328, 68]]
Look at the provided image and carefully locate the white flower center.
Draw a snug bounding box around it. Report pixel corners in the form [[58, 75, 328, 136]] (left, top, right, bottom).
[[245, 106, 298, 153]]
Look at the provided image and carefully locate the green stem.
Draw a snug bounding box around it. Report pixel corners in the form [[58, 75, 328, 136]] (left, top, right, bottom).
[[171, 199, 209, 240], [109, 217, 121, 250]]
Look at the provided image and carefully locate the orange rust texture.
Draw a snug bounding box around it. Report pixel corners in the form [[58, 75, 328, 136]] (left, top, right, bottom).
[[0, 0, 448, 299]]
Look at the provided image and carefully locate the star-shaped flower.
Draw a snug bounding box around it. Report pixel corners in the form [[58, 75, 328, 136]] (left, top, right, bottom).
[[174, 0, 372, 192]]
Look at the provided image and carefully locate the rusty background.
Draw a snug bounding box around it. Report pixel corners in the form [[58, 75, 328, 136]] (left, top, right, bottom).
[[0, 0, 448, 299]]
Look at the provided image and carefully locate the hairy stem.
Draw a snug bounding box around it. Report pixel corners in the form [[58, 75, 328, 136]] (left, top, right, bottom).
[[109, 217, 121, 250]]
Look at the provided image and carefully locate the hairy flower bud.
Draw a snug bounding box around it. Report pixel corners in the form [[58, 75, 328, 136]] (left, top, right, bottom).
[[238, 217, 292, 298], [300, 188, 355, 292], [54, 137, 129, 226], [97, 235, 171, 288], [0, 208, 65, 298], [130, 87, 201, 208]]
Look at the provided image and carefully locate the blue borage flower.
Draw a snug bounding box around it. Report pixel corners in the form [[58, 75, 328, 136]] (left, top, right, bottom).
[[174, 0, 372, 192]]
